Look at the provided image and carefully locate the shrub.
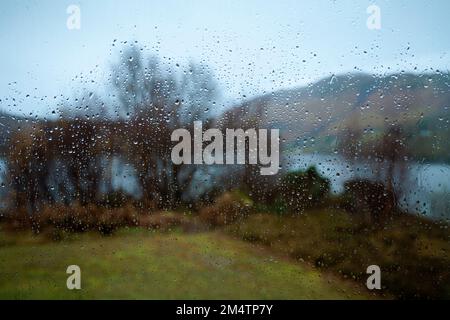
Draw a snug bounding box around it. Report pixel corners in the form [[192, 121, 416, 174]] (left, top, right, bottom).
[[139, 211, 190, 231], [343, 179, 396, 224], [1, 201, 198, 235], [199, 190, 253, 227], [98, 191, 134, 208], [5, 203, 140, 235], [253, 196, 288, 215], [38, 203, 97, 233], [279, 166, 330, 213]]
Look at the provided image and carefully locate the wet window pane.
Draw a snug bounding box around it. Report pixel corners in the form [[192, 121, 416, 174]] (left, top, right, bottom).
[[0, 0, 448, 301]]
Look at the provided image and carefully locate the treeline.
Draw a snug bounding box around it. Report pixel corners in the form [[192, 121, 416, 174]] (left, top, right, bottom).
[[2, 43, 413, 227], [3, 45, 277, 215]]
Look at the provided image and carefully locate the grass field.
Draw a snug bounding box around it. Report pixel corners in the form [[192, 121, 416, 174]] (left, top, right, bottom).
[[0, 229, 371, 299], [226, 210, 450, 299]]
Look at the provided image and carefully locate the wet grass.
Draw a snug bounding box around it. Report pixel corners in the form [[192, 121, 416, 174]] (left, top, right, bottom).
[[226, 209, 450, 299], [0, 228, 370, 299]]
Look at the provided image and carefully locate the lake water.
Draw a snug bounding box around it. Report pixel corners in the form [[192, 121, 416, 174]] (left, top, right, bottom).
[[284, 153, 450, 220], [1, 154, 449, 220]]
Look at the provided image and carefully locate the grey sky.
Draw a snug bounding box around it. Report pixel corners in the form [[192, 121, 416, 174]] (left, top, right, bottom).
[[0, 0, 449, 116]]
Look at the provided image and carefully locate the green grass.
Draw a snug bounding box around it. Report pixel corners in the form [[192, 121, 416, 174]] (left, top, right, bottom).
[[226, 210, 450, 299], [0, 228, 370, 299]]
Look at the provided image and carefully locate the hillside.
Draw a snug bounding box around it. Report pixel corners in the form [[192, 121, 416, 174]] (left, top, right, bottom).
[[1, 72, 449, 162], [225, 72, 450, 162]]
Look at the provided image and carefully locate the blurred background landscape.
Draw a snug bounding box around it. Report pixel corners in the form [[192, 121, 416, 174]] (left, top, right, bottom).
[[0, 0, 449, 299]]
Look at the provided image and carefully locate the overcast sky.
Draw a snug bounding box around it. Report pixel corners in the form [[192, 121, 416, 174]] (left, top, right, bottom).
[[1, 0, 449, 116]]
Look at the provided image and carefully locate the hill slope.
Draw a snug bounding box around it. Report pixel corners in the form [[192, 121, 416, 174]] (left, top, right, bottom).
[[224, 72, 450, 161]]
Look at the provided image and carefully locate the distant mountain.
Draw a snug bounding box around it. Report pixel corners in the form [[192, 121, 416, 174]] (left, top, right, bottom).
[[0, 72, 449, 162], [222, 72, 450, 162]]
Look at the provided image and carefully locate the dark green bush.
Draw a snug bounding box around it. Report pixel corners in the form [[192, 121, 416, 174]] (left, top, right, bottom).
[[279, 166, 330, 213]]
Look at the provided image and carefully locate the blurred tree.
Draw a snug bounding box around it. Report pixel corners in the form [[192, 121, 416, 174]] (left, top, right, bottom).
[[112, 46, 221, 208], [372, 125, 410, 216], [6, 43, 223, 211]]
